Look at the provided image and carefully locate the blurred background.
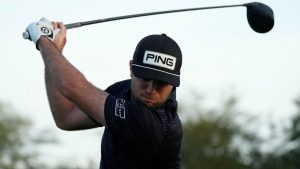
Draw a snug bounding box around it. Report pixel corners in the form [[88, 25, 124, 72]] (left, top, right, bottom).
[[1, 0, 299, 168]]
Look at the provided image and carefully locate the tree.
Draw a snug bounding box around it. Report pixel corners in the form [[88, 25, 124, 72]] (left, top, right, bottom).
[[180, 96, 261, 169], [284, 98, 300, 168], [0, 101, 97, 169], [179, 92, 300, 169], [259, 97, 300, 169], [0, 101, 43, 169]]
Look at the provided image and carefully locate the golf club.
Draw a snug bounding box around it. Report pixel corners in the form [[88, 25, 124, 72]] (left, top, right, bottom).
[[23, 2, 274, 40]]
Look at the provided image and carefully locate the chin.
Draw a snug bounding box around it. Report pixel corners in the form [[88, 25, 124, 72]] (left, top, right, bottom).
[[147, 102, 163, 108]]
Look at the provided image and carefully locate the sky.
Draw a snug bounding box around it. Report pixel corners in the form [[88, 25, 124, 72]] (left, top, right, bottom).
[[1, 0, 300, 167]]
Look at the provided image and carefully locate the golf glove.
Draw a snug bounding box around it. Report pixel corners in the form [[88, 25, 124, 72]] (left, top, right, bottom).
[[24, 17, 58, 46]]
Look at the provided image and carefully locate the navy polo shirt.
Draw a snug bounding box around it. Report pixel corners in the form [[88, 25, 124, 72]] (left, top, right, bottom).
[[100, 79, 182, 169]]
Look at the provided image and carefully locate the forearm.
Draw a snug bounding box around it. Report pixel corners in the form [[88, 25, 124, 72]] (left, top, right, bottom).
[[45, 75, 101, 130], [24, 19, 106, 128], [38, 37, 82, 94], [44, 70, 78, 129], [38, 36, 107, 126], [40, 37, 86, 128]]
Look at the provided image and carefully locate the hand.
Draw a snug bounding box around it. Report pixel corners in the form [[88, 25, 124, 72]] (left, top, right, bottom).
[[52, 22, 67, 53], [24, 17, 57, 46]]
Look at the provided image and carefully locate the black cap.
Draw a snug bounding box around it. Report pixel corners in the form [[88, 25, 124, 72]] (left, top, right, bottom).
[[132, 34, 182, 87]]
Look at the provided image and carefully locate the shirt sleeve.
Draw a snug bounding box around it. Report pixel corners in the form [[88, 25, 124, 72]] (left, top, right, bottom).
[[104, 95, 165, 155]]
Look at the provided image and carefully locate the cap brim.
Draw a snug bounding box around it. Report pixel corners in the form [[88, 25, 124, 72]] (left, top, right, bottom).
[[132, 65, 180, 87]]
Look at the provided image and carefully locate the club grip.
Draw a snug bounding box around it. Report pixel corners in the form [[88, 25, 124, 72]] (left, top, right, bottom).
[[65, 22, 82, 29]]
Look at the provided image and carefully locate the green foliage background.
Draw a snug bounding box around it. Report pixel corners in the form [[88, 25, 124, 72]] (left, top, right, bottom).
[[1, 95, 300, 169]]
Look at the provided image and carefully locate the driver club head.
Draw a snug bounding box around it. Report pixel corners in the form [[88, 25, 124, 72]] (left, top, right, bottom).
[[245, 2, 274, 33]]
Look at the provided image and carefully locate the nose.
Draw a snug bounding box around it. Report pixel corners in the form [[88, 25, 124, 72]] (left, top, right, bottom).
[[145, 80, 157, 94]]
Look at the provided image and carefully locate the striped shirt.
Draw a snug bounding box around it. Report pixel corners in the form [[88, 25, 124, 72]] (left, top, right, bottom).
[[100, 79, 182, 169]]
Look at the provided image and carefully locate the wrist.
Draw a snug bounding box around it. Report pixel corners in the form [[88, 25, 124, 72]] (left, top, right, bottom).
[[36, 36, 51, 50]]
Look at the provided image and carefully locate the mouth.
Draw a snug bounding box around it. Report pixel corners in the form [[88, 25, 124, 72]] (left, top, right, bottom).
[[142, 98, 153, 104], [141, 97, 155, 106]]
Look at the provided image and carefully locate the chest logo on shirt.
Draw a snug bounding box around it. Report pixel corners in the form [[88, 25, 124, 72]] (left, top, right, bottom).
[[115, 99, 126, 119]]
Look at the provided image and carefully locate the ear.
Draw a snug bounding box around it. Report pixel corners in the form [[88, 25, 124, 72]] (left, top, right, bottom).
[[129, 60, 133, 72], [129, 60, 134, 78]]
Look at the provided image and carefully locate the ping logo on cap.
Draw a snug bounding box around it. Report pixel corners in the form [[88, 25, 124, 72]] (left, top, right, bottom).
[[143, 50, 176, 70]]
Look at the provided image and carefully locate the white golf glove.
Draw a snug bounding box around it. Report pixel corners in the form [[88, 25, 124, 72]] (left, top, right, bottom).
[[24, 17, 58, 45]]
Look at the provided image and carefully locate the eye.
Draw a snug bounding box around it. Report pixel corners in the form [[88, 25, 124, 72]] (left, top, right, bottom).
[[156, 80, 169, 86], [141, 78, 151, 82]]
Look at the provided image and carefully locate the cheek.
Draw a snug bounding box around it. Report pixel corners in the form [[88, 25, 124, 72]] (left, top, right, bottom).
[[159, 87, 173, 100], [131, 82, 142, 97]]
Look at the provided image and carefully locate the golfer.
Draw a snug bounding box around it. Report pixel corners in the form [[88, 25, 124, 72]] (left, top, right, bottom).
[[25, 18, 183, 169]]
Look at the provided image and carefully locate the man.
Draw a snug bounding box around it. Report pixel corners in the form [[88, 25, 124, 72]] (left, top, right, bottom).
[[24, 17, 183, 169]]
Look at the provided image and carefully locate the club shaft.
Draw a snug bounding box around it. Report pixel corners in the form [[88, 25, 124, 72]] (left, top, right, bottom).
[[65, 4, 245, 29]]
